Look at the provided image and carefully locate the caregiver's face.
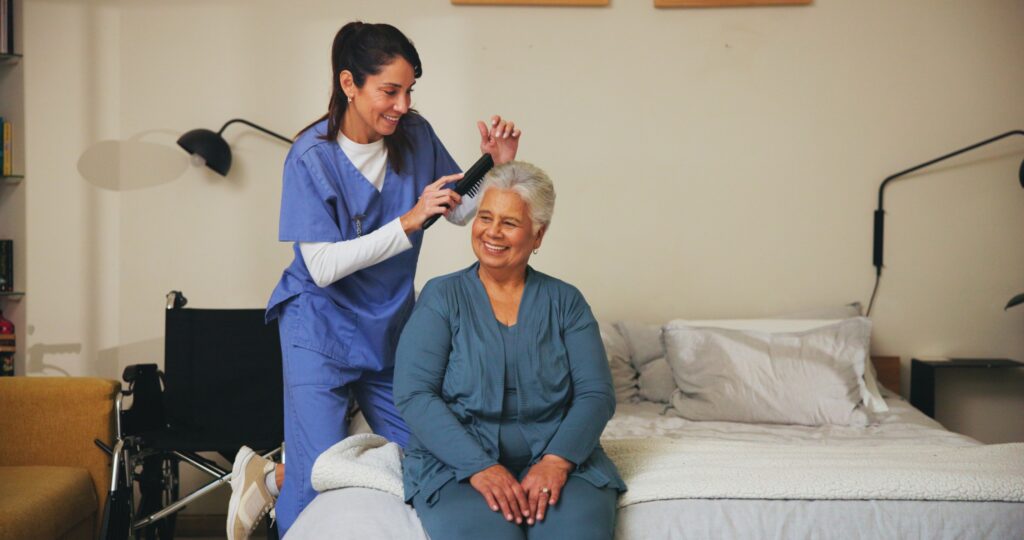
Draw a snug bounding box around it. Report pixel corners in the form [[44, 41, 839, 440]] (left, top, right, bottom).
[[472, 188, 544, 274], [341, 57, 415, 143]]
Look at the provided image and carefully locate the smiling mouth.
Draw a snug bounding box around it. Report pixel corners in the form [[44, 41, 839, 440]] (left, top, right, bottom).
[[383, 114, 400, 124], [483, 241, 509, 254]]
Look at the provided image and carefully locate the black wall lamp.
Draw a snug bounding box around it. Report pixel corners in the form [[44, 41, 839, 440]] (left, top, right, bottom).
[[177, 118, 292, 176], [867, 130, 1024, 316]]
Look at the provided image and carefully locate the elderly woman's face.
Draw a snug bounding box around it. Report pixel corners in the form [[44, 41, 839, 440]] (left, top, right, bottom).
[[472, 188, 545, 274]]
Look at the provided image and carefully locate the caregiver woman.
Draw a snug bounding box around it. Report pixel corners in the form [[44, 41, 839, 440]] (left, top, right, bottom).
[[245, 22, 520, 538]]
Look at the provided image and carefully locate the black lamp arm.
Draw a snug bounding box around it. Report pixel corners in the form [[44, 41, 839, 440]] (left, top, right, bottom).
[[873, 129, 1024, 273], [218, 118, 293, 145]]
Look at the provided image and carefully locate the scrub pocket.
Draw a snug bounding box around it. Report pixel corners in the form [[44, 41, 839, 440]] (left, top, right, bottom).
[[288, 293, 358, 366]]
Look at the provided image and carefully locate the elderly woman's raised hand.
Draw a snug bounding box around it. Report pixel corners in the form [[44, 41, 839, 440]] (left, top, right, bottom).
[[520, 454, 572, 524], [478, 115, 521, 165], [469, 464, 531, 524]]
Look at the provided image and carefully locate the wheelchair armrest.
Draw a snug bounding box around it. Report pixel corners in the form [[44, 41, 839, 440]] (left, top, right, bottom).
[[122, 363, 161, 386], [120, 363, 167, 436]]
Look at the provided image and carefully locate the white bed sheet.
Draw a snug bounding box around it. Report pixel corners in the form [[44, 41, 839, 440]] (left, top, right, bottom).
[[602, 393, 976, 447]]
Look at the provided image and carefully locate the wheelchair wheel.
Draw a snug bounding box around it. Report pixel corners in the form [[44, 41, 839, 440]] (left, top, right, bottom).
[[135, 453, 180, 540]]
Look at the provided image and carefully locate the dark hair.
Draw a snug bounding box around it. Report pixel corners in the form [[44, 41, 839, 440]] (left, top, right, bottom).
[[298, 22, 423, 173]]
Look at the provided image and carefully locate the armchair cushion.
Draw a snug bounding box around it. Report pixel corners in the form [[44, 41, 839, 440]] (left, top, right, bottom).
[[0, 466, 96, 539]]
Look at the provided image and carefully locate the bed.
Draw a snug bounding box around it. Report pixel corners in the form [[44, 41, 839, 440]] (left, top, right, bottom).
[[286, 316, 1024, 539], [603, 394, 1023, 539]]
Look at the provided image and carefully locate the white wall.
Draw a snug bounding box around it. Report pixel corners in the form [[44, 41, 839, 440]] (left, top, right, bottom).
[[23, 1, 122, 377], [22, 0, 1024, 509]]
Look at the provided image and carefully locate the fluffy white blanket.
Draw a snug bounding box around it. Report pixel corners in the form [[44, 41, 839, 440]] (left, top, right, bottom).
[[603, 437, 1024, 507], [311, 434, 1024, 507], [311, 433, 405, 498]]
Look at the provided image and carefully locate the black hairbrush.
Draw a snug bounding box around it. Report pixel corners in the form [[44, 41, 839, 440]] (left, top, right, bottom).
[[422, 153, 495, 230]]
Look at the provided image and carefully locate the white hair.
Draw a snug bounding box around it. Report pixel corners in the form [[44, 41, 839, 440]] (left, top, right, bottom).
[[480, 161, 555, 232]]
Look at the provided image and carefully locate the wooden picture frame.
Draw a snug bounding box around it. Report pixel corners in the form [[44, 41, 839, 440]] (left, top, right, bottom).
[[656, 0, 811, 7], [452, 0, 609, 6]]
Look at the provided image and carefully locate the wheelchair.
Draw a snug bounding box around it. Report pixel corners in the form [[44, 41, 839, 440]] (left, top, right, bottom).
[[97, 292, 284, 540]]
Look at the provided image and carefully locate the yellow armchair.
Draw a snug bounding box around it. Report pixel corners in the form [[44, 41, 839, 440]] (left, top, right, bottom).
[[0, 377, 119, 539]]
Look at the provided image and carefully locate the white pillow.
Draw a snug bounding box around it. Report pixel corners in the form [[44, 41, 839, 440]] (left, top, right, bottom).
[[637, 357, 674, 403], [613, 321, 666, 403], [599, 322, 638, 403], [612, 309, 888, 413], [767, 304, 889, 413], [613, 320, 663, 367], [662, 318, 875, 426]]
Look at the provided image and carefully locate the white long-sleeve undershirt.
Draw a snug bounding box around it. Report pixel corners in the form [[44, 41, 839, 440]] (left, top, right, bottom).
[[300, 134, 478, 288]]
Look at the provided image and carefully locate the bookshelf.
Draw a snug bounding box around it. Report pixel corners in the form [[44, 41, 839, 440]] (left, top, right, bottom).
[[0, 0, 25, 375]]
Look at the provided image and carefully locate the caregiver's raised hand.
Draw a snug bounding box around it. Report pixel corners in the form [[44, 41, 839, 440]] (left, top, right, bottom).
[[478, 115, 521, 165]]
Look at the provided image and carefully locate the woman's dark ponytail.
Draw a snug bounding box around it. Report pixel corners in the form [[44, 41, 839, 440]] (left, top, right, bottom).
[[298, 22, 422, 174]]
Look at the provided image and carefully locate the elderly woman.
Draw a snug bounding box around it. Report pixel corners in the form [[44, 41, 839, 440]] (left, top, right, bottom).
[[394, 161, 625, 540]]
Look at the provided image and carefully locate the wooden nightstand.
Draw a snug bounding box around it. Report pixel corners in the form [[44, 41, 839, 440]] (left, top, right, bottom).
[[909, 358, 1024, 418]]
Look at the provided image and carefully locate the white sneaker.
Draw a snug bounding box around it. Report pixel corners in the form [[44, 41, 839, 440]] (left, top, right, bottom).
[[227, 446, 277, 540]]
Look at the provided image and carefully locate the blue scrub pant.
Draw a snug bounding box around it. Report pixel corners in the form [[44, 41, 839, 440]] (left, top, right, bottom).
[[275, 309, 411, 536]]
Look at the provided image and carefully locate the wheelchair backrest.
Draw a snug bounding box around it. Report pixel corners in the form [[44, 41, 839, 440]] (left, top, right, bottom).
[[163, 308, 283, 450]]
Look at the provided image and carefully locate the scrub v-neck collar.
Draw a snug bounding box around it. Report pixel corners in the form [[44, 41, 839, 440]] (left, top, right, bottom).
[[335, 136, 396, 197]]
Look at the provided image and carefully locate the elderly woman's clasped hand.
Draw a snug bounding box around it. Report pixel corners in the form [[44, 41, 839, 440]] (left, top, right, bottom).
[[519, 454, 573, 523], [469, 464, 529, 524], [469, 453, 572, 526]]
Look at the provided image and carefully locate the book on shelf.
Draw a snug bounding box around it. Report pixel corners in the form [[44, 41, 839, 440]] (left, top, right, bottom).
[[0, 308, 12, 376], [2, 119, 10, 176], [0, 239, 11, 292], [1, 0, 6, 55], [0, 0, 12, 55], [0, 0, 9, 55]]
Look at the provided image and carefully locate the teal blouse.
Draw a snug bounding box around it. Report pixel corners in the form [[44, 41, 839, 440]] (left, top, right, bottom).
[[394, 263, 626, 504]]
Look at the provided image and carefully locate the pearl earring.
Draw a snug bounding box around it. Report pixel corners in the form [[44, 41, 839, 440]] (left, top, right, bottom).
[[533, 249, 539, 255], [347, 96, 353, 103]]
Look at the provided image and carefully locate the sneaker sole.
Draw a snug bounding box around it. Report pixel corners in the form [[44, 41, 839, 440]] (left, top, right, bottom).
[[226, 447, 256, 540]]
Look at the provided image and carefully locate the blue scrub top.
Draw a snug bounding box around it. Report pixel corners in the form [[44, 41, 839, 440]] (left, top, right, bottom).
[[267, 114, 461, 371]]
